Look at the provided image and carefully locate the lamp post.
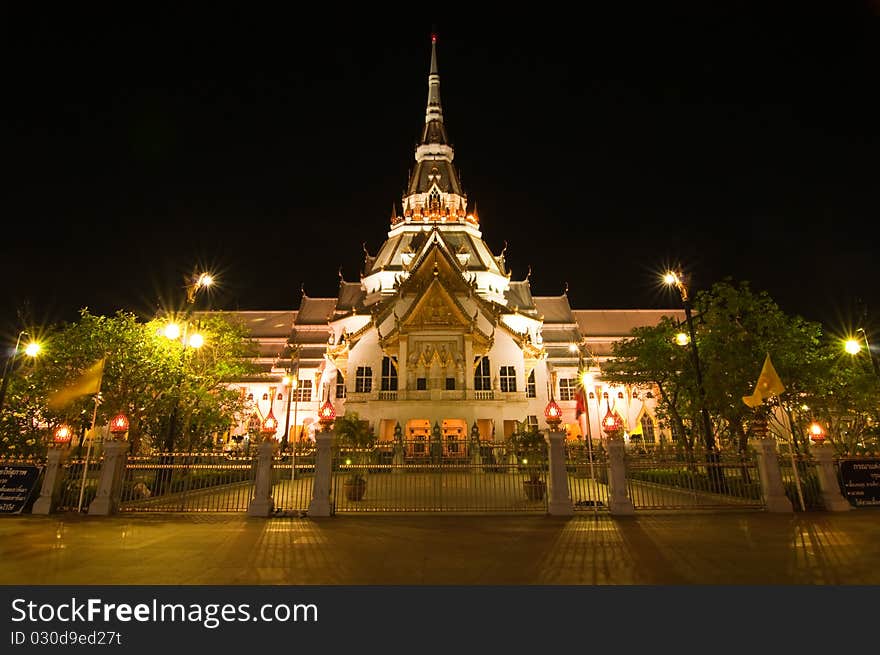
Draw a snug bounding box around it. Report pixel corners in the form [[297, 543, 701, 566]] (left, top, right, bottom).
[[663, 271, 717, 453], [161, 271, 213, 453], [0, 331, 39, 415], [855, 328, 879, 378]]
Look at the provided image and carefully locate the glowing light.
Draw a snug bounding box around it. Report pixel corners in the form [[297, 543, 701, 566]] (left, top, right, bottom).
[[53, 425, 72, 443], [675, 332, 690, 346], [580, 371, 592, 388], [318, 400, 336, 430], [569, 343, 579, 353], [544, 399, 563, 429], [188, 333, 204, 349], [164, 323, 181, 340], [809, 422, 826, 444], [197, 273, 214, 288], [845, 339, 861, 355], [24, 342, 41, 357], [109, 412, 129, 435], [602, 408, 624, 433], [663, 272, 679, 286]]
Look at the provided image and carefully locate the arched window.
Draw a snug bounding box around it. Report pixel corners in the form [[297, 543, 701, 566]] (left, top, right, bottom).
[[381, 356, 398, 391], [336, 371, 346, 399], [474, 357, 491, 390], [641, 415, 656, 443]]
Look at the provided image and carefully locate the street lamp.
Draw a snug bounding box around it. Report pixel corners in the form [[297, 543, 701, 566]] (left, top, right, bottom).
[[109, 412, 130, 440], [663, 270, 717, 453], [0, 331, 41, 415], [854, 328, 879, 378]]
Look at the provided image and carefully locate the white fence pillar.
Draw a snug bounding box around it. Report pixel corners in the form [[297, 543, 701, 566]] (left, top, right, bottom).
[[32, 447, 67, 515], [811, 444, 851, 511], [751, 437, 793, 513], [247, 440, 276, 517], [606, 435, 634, 515], [546, 430, 574, 516], [308, 429, 335, 517], [88, 440, 129, 516]]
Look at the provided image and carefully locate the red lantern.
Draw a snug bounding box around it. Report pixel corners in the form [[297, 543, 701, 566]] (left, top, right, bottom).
[[809, 422, 826, 445], [261, 408, 278, 435], [544, 399, 563, 430], [318, 399, 336, 431], [602, 408, 623, 434], [109, 412, 129, 437], [53, 424, 72, 444]]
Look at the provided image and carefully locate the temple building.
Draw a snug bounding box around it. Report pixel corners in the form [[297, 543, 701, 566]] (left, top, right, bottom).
[[213, 37, 683, 449]]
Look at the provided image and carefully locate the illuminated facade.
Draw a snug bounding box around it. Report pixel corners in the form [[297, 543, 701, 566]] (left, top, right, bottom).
[[215, 38, 683, 448]]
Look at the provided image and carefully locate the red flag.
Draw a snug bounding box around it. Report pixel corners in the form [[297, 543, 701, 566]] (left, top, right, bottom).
[[575, 387, 587, 420]]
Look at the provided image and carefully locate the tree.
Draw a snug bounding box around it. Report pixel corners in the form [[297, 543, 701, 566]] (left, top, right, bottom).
[[694, 280, 825, 454], [334, 412, 375, 484], [603, 315, 701, 458], [0, 309, 257, 456]]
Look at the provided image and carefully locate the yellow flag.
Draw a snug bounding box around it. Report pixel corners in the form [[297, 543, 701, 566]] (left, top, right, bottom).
[[47, 358, 105, 409], [742, 354, 785, 408]]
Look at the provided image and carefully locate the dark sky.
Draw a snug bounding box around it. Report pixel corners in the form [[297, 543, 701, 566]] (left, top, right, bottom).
[[4, 4, 879, 342]]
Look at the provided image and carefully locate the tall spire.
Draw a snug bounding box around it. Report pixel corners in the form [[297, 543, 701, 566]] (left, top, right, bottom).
[[426, 33, 442, 125]]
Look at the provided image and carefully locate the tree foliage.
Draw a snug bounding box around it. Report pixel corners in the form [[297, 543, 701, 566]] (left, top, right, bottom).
[[603, 279, 879, 455], [0, 309, 258, 456]]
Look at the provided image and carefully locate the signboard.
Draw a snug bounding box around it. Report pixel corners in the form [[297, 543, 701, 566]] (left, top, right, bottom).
[[0, 464, 43, 514], [838, 459, 880, 507]]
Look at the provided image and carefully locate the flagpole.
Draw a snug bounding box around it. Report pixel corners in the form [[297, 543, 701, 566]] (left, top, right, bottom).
[[77, 394, 100, 512], [781, 400, 806, 512]]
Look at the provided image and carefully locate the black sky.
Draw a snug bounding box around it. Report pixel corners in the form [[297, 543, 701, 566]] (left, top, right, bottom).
[[4, 4, 879, 341]]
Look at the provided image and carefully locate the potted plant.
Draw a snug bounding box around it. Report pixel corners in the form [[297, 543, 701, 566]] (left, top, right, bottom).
[[334, 411, 375, 501], [508, 421, 547, 501]]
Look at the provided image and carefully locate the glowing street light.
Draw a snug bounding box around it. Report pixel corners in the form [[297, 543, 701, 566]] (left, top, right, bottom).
[[674, 332, 690, 346], [164, 323, 181, 340], [844, 339, 861, 355], [188, 333, 204, 349], [663, 269, 717, 454], [0, 331, 41, 415]]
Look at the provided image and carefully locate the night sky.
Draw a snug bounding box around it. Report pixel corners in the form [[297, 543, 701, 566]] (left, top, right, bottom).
[[5, 5, 879, 342]]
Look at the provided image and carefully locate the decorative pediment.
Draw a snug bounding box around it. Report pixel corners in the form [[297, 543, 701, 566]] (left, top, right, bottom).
[[401, 279, 473, 331]]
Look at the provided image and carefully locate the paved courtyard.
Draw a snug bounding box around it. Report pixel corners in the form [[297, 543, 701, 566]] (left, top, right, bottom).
[[2, 510, 879, 585]]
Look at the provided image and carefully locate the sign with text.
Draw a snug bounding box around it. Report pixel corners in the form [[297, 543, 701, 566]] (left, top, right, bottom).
[[0, 464, 43, 513], [838, 459, 880, 507]]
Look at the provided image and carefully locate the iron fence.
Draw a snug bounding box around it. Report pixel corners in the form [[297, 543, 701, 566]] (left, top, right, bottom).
[[565, 444, 610, 512], [331, 441, 548, 512], [271, 446, 316, 513], [119, 452, 256, 512], [625, 452, 764, 510], [777, 453, 823, 511], [56, 457, 104, 512]]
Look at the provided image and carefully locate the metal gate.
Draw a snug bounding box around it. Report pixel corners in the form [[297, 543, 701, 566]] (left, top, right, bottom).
[[119, 452, 256, 512], [331, 441, 548, 513], [625, 453, 765, 510]]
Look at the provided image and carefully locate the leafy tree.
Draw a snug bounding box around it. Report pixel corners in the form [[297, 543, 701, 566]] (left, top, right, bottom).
[[334, 411, 375, 483], [0, 309, 257, 456], [695, 280, 825, 453], [603, 315, 701, 457]]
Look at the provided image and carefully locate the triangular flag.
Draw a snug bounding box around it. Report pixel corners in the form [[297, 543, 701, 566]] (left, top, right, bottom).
[[47, 358, 105, 409], [742, 354, 785, 408]]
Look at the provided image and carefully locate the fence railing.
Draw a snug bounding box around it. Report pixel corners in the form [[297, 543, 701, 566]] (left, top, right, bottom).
[[271, 448, 316, 512], [625, 453, 764, 510], [777, 453, 823, 511], [119, 452, 256, 512], [565, 444, 610, 511], [56, 457, 104, 512], [331, 441, 547, 512]]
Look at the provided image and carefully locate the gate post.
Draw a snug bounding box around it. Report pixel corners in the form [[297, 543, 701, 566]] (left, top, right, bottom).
[[88, 440, 130, 516], [308, 429, 335, 517], [810, 443, 851, 511], [32, 447, 67, 515], [751, 437, 793, 513], [247, 440, 275, 517], [546, 430, 573, 516], [606, 435, 634, 515]]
